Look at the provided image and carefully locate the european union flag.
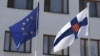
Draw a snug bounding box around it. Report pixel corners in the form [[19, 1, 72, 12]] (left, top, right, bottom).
[[9, 4, 39, 49]]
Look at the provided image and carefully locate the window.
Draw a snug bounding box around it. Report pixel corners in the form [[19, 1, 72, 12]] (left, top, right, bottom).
[[7, 0, 33, 10], [43, 34, 69, 56], [80, 0, 100, 17], [4, 31, 32, 53], [80, 38, 100, 56], [44, 0, 69, 14]]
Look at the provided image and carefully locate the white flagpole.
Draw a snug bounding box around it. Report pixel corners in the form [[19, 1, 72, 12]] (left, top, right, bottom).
[[87, 2, 91, 56], [35, 0, 39, 56]]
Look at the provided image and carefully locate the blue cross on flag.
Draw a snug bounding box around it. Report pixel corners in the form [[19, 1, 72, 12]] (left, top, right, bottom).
[[54, 7, 88, 52]]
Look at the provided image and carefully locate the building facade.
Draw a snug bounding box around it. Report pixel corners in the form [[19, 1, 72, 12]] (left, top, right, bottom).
[[0, 0, 100, 56]]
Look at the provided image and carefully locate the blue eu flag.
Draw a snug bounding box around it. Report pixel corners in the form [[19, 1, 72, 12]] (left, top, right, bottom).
[[9, 4, 39, 49]]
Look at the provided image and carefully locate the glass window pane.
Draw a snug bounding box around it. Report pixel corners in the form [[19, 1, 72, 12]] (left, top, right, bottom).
[[11, 38, 24, 52], [26, 40, 31, 52], [99, 42, 100, 55], [18, 44, 24, 52], [50, 0, 62, 13], [11, 38, 17, 51], [90, 41, 98, 56], [4, 32, 10, 50], [49, 37, 54, 54], [50, 37, 62, 55], [80, 0, 100, 17], [86, 40, 89, 56], [44, 0, 50, 11], [63, 0, 68, 13], [29, 0, 33, 9], [14, 0, 26, 9], [54, 36, 62, 55], [97, 2, 100, 17], [64, 48, 68, 55], [80, 40, 85, 56], [4, 31, 32, 53], [43, 37, 48, 54], [7, 0, 14, 7], [86, 41, 98, 56], [43, 35, 69, 55], [54, 50, 62, 55], [81, 39, 100, 56], [90, 2, 96, 17]]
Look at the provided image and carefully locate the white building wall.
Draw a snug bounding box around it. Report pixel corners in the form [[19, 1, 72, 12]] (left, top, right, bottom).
[[0, 0, 100, 56], [0, 0, 37, 56]]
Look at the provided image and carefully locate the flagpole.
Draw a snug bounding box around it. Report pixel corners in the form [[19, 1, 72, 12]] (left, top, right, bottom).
[[35, 0, 39, 56], [87, 2, 91, 56]]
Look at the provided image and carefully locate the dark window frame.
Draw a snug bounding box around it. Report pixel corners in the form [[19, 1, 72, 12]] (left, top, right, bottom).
[[4, 31, 32, 53], [79, 0, 100, 17], [80, 38, 100, 56], [43, 34, 69, 56], [7, 0, 33, 10], [44, 0, 69, 14]]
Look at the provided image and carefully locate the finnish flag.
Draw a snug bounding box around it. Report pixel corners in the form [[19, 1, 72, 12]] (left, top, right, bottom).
[[54, 7, 88, 52]]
